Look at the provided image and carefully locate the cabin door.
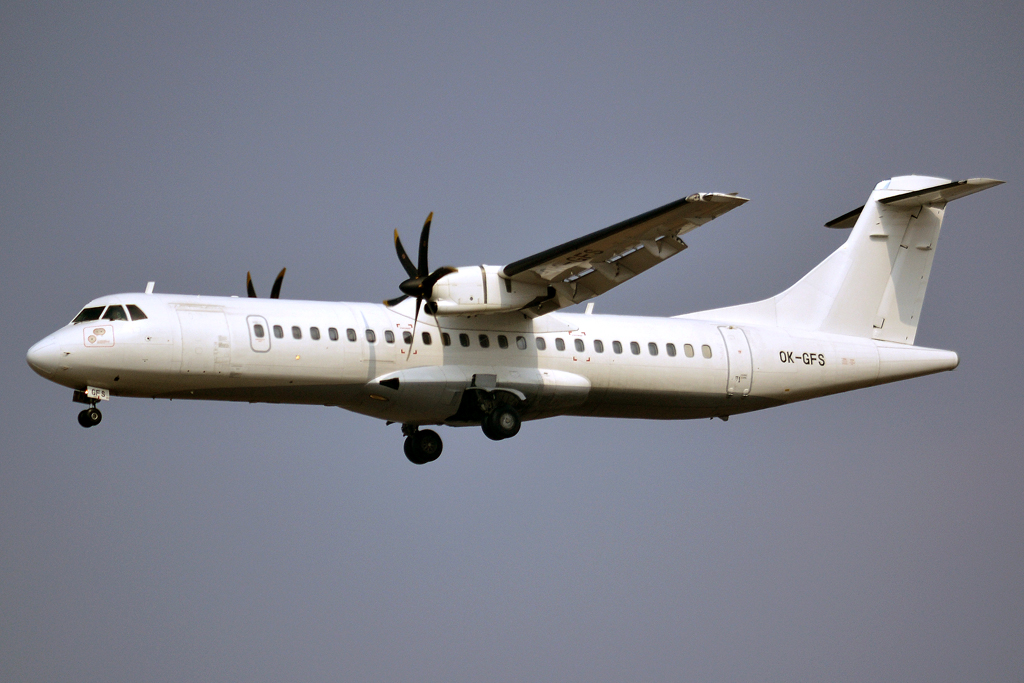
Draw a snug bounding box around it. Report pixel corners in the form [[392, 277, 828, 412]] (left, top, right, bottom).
[[718, 326, 752, 397], [178, 309, 231, 375]]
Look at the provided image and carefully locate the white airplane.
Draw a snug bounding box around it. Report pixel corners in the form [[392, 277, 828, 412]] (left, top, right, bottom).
[[27, 175, 1001, 463]]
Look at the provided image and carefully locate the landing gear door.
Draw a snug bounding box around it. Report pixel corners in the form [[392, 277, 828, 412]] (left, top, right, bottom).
[[719, 326, 752, 397], [247, 315, 271, 352]]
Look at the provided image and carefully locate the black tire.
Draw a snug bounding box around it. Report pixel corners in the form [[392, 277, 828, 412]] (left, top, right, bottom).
[[86, 407, 102, 426], [404, 430, 443, 465], [77, 410, 93, 428], [481, 413, 502, 440], [404, 435, 426, 464], [482, 405, 520, 441]]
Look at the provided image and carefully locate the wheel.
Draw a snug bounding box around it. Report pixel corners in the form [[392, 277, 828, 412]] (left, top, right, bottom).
[[78, 408, 102, 428], [417, 430, 442, 462], [404, 430, 443, 464], [404, 435, 422, 463], [482, 405, 520, 441]]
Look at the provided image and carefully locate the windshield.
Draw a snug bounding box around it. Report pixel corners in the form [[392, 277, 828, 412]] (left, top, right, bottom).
[[71, 306, 104, 324], [102, 305, 129, 321]]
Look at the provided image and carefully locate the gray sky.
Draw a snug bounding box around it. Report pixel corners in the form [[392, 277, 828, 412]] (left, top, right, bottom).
[[3, 2, 1022, 681]]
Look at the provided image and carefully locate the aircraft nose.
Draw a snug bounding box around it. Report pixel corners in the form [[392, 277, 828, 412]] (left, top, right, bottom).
[[27, 337, 60, 378]]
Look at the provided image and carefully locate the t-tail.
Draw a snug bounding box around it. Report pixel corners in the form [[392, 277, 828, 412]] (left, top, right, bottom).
[[685, 175, 1003, 344]]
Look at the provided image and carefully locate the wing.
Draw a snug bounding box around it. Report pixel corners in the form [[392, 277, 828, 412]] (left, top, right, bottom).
[[502, 192, 748, 315]]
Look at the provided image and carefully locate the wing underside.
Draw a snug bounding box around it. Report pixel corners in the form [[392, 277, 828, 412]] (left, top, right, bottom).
[[503, 192, 748, 316]]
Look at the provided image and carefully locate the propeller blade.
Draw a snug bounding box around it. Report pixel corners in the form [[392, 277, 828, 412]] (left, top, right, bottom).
[[394, 230, 418, 280], [270, 267, 286, 299], [246, 272, 257, 298], [417, 212, 433, 276], [384, 295, 409, 307]]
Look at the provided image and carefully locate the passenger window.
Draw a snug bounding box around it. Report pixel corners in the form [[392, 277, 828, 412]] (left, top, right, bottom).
[[403, 331, 413, 344], [442, 333, 451, 346], [666, 343, 676, 357], [384, 330, 395, 343], [478, 334, 490, 348], [102, 305, 129, 321], [346, 328, 357, 342], [459, 333, 470, 347], [516, 336, 527, 350], [310, 327, 321, 340], [630, 342, 640, 355], [422, 332, 432, 345], [702, 344, 712, 358], [292, 326, 302, 340], [126, 305, 148, 321], [366, 330, 376, 343], [497, 335, 509, 349], [648, 342, 658, 356], [72, 306, 104, 324], [594, 340, 604, 353], [253, 324, 265, 338], [274, 325, 284, 339], [555, 338, 565, 351], [329, 327, 339, 341], [574, 339, 585, 352], [684, 343, 694, 358], [612, 341, 622, 354], [536, 337, 547, 351]]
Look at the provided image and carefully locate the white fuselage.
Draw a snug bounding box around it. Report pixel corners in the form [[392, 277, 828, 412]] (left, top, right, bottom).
[[27, 292, 959, 426]]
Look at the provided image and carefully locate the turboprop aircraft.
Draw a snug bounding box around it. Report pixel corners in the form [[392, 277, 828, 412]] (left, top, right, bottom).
[[27, 175, 1002, 464]]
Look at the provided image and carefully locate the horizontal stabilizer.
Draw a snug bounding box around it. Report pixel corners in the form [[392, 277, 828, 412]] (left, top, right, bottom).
[[825, 205, 864, 229], [825, 178, 1002, 228], [880, 177, 1003, 207]]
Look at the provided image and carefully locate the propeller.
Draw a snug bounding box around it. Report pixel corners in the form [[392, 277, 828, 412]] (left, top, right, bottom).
[[384, 212, 456, 355], [246, 268, 287, 299]]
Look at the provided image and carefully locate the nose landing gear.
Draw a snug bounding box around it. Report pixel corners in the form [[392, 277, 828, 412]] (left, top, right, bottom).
[[73, 388, 107, 428], [402, 424, 443, 465], [77, 406, 102, 428]]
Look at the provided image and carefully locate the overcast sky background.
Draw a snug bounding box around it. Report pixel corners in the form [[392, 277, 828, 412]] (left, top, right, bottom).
[[3, 2, 1022, 681]]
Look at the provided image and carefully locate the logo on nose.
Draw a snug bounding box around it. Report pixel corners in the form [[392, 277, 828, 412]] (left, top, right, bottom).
[[83, 324, 114, 347]]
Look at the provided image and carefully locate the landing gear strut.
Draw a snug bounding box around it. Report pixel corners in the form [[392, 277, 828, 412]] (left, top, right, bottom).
[[77, 406, 102, 428], [402, 424, 443, 465]]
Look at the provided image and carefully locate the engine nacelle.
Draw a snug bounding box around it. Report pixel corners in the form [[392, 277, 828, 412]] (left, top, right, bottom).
[[430, 265, 549, 316]]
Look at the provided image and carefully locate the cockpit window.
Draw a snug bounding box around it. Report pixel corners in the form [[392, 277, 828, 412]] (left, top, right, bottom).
[[126, 305, 148, 320], [72, 306, 104, 324], [102, 305, 129, 321]]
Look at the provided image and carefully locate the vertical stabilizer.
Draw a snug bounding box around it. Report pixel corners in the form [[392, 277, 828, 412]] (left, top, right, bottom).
[[684, 176, 1002, 344]]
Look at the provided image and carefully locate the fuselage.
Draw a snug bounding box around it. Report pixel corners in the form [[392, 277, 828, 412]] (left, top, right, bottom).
[[26, 292, 959, 426]]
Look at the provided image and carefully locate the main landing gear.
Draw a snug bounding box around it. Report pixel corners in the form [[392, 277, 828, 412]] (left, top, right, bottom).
[[77, 406, 102, 428], [403, 425, 443, 465], [481, 404, 521, 441], [401, 403, 523, 464]]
